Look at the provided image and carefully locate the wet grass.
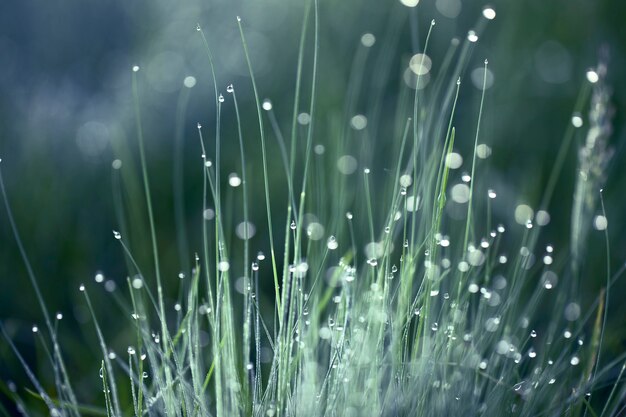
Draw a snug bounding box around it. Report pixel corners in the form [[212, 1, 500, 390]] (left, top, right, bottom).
[[1, 2, 625, 417]]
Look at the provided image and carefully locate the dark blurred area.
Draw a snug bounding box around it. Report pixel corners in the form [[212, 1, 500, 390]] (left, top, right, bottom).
[[0, 0, 624, 410]]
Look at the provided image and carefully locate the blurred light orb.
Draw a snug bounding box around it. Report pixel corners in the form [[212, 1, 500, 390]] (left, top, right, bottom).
[[564, 302, 581, 321], [535, 210, 551, 226], [403, 68, 430, 90], [306, 222, 325, 240], [183, 76, 196, 88], [514, 204, 534, 225], [445, 152, 463, 169], [203, 208, 215, 220], [406, 195, 421, 212], [364, 242, 385, 259], [436, 0, 461, 18], [541, 271, 558, 289], [361, 33, 376, 47], [297, 112, 311, 125], [399, 0, 419, 7], [350, 114, 367, 130], [593, 215, 608, 230], [337, 155, 358, 175], [236, 222, 256, 240], [535, 41, 572, 84], [228, 173, 242, 187], [132, 277, 143, 289], [314, 144, 325, 155], [476, 144, 492, 158], [262, 99, 272, 111], [132, 65, 140, 72], [471, 67, 494, 90], [409, 53, 432, 76], [468, 250, 485, 266], [482, 6, 496, 20], [112, 159, 122, 170], [399, 174, 412, 187], [451, 183, 470, 204]]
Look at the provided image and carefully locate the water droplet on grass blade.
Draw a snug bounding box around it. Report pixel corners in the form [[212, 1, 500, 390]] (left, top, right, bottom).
[[482, 6, 496, 20], [571, 112, 583, 128], [586, 69, 599, 83]]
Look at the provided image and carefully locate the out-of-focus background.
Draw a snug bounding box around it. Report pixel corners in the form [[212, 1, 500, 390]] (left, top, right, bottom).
[[1, 0, 624, 409]]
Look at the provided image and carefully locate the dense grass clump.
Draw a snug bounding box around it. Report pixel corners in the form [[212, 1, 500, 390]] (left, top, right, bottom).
[[1, 2, 624, 417]]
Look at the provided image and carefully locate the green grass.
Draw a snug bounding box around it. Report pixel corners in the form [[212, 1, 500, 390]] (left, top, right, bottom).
[[1, 2, 625, 417]]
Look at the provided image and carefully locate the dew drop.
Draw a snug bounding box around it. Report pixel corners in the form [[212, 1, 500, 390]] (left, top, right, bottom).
[[262, 99, 272, 111], [196, 23, 201, 31], [132, 65, 140, 72], [56, 312, 63, 320], [327, 236, 338, 250], [482, 6, 496, 20], [586, 69, 599, 84], [467, 30, 478, 43], [142, 372, 149, 379], [31, 325, 38, 333], [218, 94, 224, 103], [113, 230, 121, 240], [571, 112, 583, 128], [79, 284, 85, 292], [226, 84, 234, 93]]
